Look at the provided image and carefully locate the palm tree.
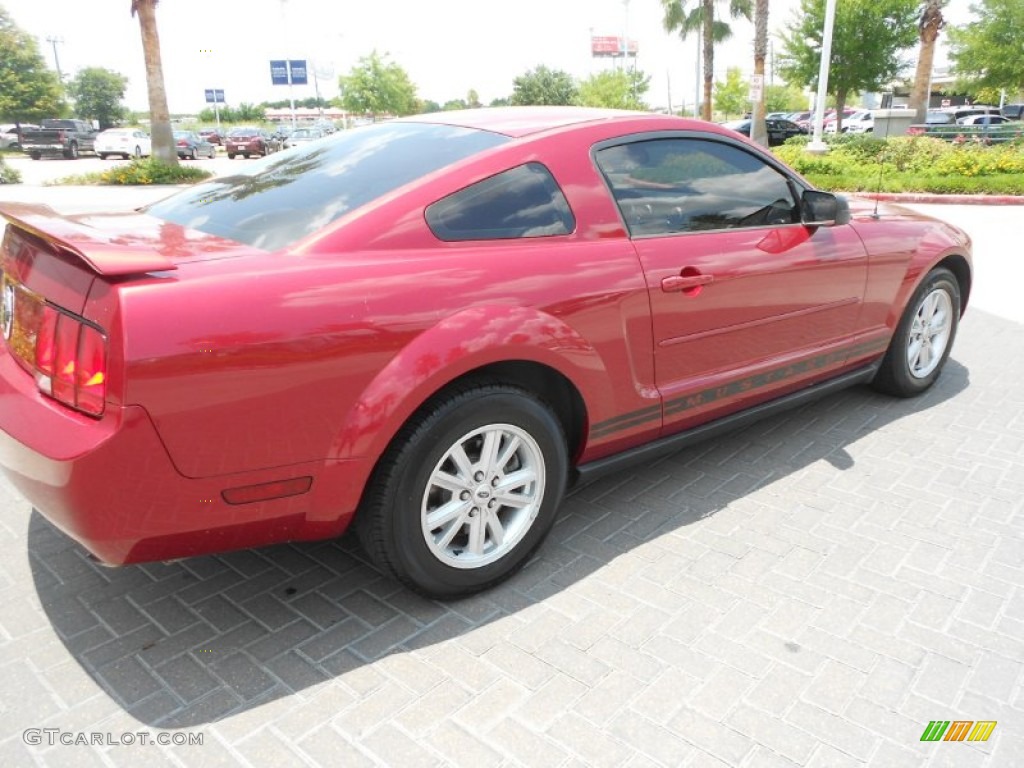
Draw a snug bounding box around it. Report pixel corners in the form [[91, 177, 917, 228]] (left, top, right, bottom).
[[750, 0, 769, 145], [131, 0, 177, 164], [662, 0, 753, 121], [908, 0, 946, 125]]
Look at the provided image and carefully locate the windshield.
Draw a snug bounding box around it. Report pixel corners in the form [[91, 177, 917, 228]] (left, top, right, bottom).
[[146, 121, 509, 251], [229, 129, 259, 137]]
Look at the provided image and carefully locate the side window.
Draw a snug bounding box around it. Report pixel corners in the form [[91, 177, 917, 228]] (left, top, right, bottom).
[[426, 163, 575, 241], [596, 138, 800, 237]]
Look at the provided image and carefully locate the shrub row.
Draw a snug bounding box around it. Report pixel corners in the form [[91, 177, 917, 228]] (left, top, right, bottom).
[[774, 135, 1024, 194], [0, 156, 21, 185], [49, 159, 214, 186]]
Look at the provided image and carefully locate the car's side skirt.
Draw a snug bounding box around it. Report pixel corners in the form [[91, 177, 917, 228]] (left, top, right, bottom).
[[572, 360, 882, 488]]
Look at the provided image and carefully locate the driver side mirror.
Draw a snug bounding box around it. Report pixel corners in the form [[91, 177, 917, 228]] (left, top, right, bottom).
[[801, 190, 850, 226]]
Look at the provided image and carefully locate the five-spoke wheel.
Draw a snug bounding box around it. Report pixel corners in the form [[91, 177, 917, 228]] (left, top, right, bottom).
[[357, 384, 567, 598], [873, 267, 960, 397]]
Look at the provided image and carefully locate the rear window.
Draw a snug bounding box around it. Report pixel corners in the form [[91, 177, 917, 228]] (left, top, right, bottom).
[[146, 122, 509, 251], [426, 163, 575, 241]]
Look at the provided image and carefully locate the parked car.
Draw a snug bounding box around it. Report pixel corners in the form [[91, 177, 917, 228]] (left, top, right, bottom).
[[721, 117, 807, 146], [282, 127, 325, 148], [225, 127, 276, 158], [0, 107, 972, 598], [843, 110, 875, 134], [789, 111, 813, 129], [19, 118, 99, 159], [95, 129, 152, 160], [173, 131, 217, 160], [198, 129, 222, 145], [926, 106, 1001, 125], [1001, 104, 1024, 120], [0, 123, 39, 150], [956, 114, 1011, 126]]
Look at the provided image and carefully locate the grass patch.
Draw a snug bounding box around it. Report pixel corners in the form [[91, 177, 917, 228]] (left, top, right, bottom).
[[0, 155, 21, 184], [48, 158, 213, 186], [774, 135, 1024, 195]]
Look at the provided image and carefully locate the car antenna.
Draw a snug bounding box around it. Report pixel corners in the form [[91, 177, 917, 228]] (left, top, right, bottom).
[[871, 133, 885, 219]]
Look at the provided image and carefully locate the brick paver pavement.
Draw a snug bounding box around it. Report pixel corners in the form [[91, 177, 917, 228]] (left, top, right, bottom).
[[0, 196, 1020, 766]]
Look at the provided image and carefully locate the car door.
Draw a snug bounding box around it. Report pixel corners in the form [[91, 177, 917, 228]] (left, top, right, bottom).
[[595, 135, 869, 434]]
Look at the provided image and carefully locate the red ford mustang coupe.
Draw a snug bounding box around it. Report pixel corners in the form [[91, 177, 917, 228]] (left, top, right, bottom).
[[0, 108, 971, 598]]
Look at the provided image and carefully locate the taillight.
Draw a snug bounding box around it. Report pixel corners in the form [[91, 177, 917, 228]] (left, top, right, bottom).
[[3, 276, 108, 417], [177, 140, 187, 146]]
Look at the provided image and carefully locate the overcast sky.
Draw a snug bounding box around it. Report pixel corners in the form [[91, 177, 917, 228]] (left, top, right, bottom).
[[5, 0, 975, 115]]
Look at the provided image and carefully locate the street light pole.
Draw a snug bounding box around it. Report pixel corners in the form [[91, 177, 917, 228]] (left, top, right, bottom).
[[46, 35, 64, 81], [807, 0, 837, 154]]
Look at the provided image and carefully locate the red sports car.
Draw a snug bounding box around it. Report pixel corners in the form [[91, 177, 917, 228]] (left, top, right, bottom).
[[0, 108, 972, 598]]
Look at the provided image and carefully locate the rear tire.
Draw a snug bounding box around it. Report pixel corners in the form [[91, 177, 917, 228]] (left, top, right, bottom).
[[227, 153, 235, 159], [356, 384, 568, 599], [63, 142, 79, 159], [872, 267, 960, 397], [98, 153, 109, 160], [29, 151, 40, 160]]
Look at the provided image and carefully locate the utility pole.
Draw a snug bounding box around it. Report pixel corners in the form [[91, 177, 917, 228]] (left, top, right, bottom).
[[46, 35, 64, 81]]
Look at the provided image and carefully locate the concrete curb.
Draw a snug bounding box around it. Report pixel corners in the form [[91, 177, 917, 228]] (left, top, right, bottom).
[[860, 192, 1024, 205]]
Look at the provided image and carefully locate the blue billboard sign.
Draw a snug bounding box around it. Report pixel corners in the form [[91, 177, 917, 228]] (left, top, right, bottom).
[[204, 89, 225, 103], [270, 60, 308, 86], [270, 60, 289, 85], [288, 60, 308, 85]]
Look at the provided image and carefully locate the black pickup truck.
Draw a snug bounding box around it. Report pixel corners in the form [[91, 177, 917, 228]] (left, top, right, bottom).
[[19, 119, 99, 159]]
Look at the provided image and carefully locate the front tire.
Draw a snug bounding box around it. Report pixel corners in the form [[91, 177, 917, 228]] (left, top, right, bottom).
[[357, 384, 568, 598], [64, 142, 79, 159], [873, 267, 960, 397]]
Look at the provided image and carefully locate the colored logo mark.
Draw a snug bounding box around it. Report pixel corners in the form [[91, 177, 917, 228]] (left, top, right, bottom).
[[920, 721, 997, 742]]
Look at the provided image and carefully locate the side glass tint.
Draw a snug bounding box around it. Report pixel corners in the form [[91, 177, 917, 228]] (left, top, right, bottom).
[[426, 163, 575, 241], [596, 138, 800, 236]]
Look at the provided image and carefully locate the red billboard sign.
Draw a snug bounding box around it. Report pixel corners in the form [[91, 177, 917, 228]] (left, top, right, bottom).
[[591, 35, 638, 57]]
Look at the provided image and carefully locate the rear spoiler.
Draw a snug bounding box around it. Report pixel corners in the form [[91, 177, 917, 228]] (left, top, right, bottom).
[[0, 202, 177, 276]]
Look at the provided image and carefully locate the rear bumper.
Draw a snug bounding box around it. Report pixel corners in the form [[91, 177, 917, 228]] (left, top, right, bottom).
[[0, 352, 364, 564]]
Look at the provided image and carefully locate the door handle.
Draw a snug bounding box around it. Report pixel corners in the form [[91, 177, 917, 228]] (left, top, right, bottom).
[[661, 273, 714, 292]]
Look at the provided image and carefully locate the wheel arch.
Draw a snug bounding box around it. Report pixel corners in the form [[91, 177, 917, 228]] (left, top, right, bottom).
[[935, 253, 971, 315], [328, 306, 607, 469]]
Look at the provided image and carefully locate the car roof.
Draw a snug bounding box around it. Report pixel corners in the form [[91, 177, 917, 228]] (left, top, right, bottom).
[[397, 106, 701, 138]]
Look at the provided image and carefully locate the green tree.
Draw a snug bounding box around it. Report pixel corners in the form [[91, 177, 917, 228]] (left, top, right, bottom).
[[467, 89, 482, 108], [577, 68, 651, 110], [235, 102, 265, 121], [779, 0, 918, 131], [443, 99, 467, 111], [662, 0, 753, 121], [949, 0, 1024, 97], [339, 51, 418, 116], [131, 0, 176, 164], [490, 97, 511, 107], [418, 99, 441, 113], [67, 67, 128, 128], [511, 65, 578, 106], [0, 6, 64, 121], [765, 83, 808, 113], [713, 67, 747, 118]]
